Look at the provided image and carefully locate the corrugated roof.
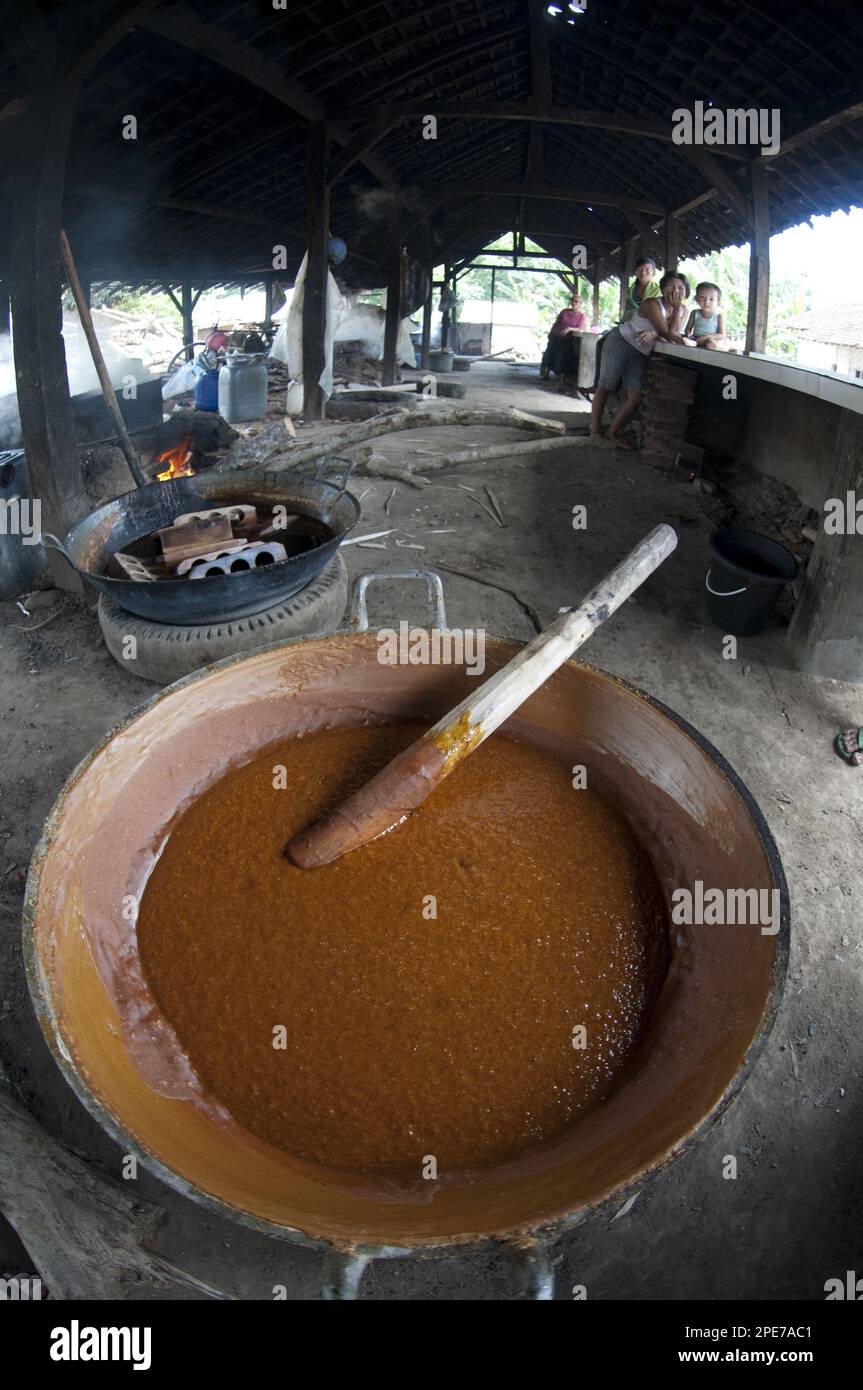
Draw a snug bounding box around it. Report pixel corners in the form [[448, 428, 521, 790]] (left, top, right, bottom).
[[1, 0, 862, 286]]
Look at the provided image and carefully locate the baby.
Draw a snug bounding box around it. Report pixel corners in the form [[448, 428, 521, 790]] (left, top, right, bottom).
[[685, 282, 725, 349]]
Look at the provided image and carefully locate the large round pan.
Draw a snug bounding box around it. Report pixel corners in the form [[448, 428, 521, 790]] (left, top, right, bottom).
[[43, 462, 360, 623], [23, 573, 788, 1299]]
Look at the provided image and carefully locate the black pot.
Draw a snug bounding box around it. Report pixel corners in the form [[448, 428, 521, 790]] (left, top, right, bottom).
[[43, 463, 359, 623]]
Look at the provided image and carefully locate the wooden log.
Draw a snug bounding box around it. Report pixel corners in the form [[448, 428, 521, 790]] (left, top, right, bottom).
[[0, 1086, 230, 1300], [399, 434, 591, 472], [261, 405, 566, 471], [60, 229, 146, 487]]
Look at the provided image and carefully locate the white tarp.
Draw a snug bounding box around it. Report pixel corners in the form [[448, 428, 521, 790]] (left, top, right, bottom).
[[269, 252, 344, 400], [270, 266, 416, 386]]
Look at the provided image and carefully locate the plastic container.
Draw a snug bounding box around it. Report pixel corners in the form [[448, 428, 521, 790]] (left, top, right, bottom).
[[706, 527, 798, 636], [218, 353, 268, 424], [193, 368, 220, 413], [0, 450, 45, 598], [429, 349, 454, 372]]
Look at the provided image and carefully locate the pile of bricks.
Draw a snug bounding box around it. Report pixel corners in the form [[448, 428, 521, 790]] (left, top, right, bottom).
[[642, 359, 698, 469]]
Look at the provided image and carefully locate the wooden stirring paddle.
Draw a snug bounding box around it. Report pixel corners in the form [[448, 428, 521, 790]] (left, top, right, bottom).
[[287, 523, 677, 869]]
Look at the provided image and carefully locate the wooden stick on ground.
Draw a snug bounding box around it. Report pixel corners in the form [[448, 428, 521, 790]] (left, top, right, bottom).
[[261, 404, 565, 472], [287, 524, 678, 869], [60, 229, 147, 487]]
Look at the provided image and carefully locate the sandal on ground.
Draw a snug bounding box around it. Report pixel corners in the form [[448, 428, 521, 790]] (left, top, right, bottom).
[[834, 728, 863, 766]]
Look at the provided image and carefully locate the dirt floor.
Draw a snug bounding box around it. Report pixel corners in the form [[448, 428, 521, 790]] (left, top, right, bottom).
[[1, 361, 861, 1299]]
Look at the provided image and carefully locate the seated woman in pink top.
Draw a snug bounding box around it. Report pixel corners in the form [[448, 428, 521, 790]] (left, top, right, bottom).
[[540, 293, 589, 381]]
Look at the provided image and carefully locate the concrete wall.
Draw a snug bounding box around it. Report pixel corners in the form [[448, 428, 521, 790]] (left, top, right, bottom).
[[685, 369, 840, 512], [738, 378, 840, 511]]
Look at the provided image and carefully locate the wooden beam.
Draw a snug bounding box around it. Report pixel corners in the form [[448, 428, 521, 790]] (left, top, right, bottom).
[[619, 238, 636, 319], [263, 276, 273, 330], [665, 214, 679, 271], [760, 96, 863, 162], [382, 201, 402, 386], [420, 267, 433, 371], [528, 0, 552, 109], [181, 283, 194, 360], [66, 1, 163, 82], [9, 79, 88, 589], [142, 6, 393, 186], [303, 123, 330, 421], [327, 108, 398, 186], [331, 102, 747, 157], [591, 264, 601, 327], [680, 147, 752, 225], [745, 161, 770, 354], [420, 182, 666, 215]]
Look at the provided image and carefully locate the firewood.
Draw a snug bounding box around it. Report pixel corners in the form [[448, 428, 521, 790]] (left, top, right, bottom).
[[157, 515, 234, 569]]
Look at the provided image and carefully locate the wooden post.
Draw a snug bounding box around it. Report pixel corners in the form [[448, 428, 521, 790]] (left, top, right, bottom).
[[263, 276, 274, 331], [745, 162, 769, 354], [591, 263, 601, 327], [787, 410, 863, 681], [10, 81, 88, 589], [665, 214, 679, 272], [442, 261, 451, 349], [382, 196, 402, 386], [619, 239, 636, 319], [420, 267, 433, 370], [181, 283, 194, 361], [303, 121, 330, 421]]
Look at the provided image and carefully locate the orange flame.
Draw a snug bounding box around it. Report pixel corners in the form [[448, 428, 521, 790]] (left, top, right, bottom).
[[156, 441, 194, 481]]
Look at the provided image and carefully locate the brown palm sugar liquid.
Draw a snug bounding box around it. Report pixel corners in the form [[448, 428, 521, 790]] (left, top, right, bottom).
[[136, 722, 669, 1180]]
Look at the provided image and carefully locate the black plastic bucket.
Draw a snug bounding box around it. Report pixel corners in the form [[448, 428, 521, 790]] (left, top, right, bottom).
[[706, 527, 798, 636]]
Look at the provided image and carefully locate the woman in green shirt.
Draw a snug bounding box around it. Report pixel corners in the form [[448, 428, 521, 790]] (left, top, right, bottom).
[[623, 257, 662, 321]]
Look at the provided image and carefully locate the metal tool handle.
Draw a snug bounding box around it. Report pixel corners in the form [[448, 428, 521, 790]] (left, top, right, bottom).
[[41, 532, 76, 566], [321, 1240, 553, 1301], [349, 568, 447, 632], [705, 568, 747, 597], [313, 454, 357, 493]]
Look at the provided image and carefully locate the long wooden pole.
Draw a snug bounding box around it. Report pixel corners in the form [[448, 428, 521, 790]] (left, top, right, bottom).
[[60, 229, 146, 486], [288, 524, 678, 868]]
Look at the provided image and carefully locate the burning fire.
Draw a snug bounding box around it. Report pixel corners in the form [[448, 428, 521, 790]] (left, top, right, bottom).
[[156, 441, 194, 482]]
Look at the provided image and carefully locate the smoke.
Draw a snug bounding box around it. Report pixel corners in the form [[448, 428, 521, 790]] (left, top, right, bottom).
[[0, 335, 21, 449], [0, 310, 154, 450]]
